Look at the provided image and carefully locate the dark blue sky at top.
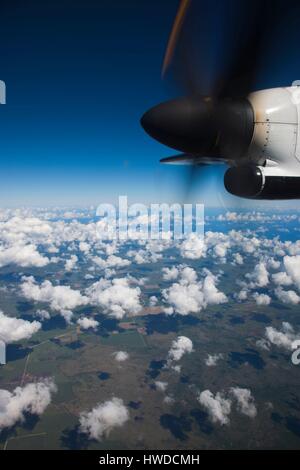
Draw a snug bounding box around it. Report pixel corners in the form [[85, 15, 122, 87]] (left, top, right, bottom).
[[1, 0, 300, 207]]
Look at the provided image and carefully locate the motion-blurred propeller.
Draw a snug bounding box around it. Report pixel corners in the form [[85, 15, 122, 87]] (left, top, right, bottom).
[[141, 0, 300, 205]]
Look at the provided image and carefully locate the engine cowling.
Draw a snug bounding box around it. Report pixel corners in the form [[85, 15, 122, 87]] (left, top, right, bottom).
[[246, 87, 300, 168], [224, 87, 300, 199], [224, 165, 300, 199]]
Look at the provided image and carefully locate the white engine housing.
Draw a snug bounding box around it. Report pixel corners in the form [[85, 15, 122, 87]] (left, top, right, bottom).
[[247, 86, 300, 176]]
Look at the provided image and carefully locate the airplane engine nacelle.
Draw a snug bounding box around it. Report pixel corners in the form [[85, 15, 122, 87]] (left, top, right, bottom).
[[246, 87, 300, 168], [224, 165, 300, 199], [225, 87, 300, 199]]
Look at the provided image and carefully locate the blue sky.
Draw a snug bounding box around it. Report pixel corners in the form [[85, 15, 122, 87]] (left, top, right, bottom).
[[1, 0, 300, 208]]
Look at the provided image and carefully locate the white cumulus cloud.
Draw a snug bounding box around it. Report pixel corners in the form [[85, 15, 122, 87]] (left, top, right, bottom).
[[0, 379, 56, 430], [179, 233, 206, 260], [0, 311, 41, 344], [198, 390, 231, 425], [79, 397, 129, 441], [245, 262, 269, 288], [283, 255, 300, 290], [230, 387, 257, 418], [21, 276, 88, 321], [155, 381, 168, 392], [113, 351, 129, 362], [162, 267, 227, 315], [65, 255, 78, 272], [167, 336, 193, 365], [77, 317, 99, 330], [93, 255, 131, 270], [0, 244, 50, 268], [205, 353, 224, 367], [265, 322, 300, 351], [253, 293, 271, 305], [274, 287, 300, 304], [198, 387, 257, 425], [162, 266, 179, 281], [86, 278, 142, 319]]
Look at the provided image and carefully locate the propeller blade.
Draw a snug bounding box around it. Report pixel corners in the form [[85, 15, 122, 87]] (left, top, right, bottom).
[[160, 154, 199, 165], [181, 163, 225, 203], [218, 0, 300, 99], [161, 0, 220, 96], [182, 163, 207, 202], [162, 0, 192, 78], [162, 0, 300, 99], [160, 154, 227, 165]]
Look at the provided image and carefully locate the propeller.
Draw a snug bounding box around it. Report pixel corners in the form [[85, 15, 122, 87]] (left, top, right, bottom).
[[161, 0, 293, 98], [141, 0, 300, 204]]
